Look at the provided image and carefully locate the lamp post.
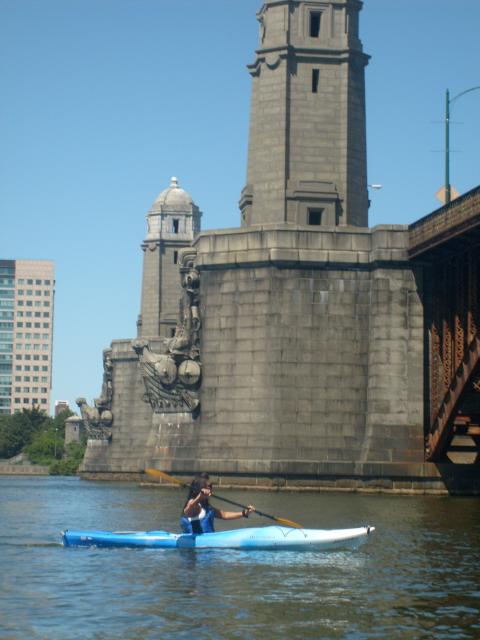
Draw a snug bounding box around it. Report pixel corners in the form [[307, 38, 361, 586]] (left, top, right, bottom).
[[54, 427, 58, 459], [445, 86, 480, 205]]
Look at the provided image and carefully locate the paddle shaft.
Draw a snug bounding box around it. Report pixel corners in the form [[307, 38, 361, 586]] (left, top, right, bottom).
[[207, 493, 276, 522]]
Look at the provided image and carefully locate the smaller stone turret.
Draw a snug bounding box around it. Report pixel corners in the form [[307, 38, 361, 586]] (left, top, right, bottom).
[[138, 177, 202, 339]]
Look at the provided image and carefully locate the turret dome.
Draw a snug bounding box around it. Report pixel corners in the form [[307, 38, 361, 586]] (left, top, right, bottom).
[[153, 177, 193, 208]]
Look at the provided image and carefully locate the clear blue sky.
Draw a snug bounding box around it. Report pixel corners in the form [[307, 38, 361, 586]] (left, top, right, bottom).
[[1, 0, 479, 413]]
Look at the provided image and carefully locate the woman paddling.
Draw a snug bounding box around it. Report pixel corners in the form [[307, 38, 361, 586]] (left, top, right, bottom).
[[180, 473, 255, 534]]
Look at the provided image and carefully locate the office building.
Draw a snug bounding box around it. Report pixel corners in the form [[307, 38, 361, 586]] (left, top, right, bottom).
[[0, 259, 55, 415]]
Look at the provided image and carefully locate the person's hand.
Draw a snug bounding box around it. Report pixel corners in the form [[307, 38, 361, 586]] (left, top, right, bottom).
[[242, 505, 255, 517], [197, 487, 212, 500]]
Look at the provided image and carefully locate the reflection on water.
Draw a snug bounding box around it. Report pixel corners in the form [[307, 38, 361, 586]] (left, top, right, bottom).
[[0, 476, 479, 639]]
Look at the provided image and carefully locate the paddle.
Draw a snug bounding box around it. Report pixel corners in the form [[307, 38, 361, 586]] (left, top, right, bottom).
[[144, 468, 303, 529]]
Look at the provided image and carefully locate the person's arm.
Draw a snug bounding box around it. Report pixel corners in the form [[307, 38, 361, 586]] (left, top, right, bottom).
[[183, 488, 210, 516], [213, 505, 255, 520]]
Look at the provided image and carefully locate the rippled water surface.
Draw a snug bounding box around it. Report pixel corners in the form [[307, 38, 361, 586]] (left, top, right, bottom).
[[1, 476, 479, 639]]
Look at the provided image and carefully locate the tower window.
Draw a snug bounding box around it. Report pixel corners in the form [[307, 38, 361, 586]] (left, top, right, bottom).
[[170, 328, 176, 338], [173, 250, 178, 264], [308, 209, 323, 225], [309, 11, 321, 38], [312, 69, 319, 93], [172, 219, 179, 234]]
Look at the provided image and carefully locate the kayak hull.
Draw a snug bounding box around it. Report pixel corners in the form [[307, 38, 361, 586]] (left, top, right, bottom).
[[62, 525, 374, 551]]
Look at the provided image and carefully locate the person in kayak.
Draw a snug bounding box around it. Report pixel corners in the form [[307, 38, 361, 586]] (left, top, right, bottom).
[[180, 473, 255, 534]]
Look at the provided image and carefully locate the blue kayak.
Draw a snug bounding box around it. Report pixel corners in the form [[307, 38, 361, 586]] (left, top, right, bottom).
[[62, 525, 374, 550]]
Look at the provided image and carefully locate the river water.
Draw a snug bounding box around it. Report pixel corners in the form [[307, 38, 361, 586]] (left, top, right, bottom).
[[1, 476, 479, 639]]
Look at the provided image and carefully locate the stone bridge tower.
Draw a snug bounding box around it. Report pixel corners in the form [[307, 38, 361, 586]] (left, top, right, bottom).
[[240, 0, 369, 227], [138, 177, 201, 338]]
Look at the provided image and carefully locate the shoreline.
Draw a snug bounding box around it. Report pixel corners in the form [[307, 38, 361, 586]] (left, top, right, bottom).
[[0, 464, 49, 475]]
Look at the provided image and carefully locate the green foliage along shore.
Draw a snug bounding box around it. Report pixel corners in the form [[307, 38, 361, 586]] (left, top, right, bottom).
[[0, 408, 86, 475]]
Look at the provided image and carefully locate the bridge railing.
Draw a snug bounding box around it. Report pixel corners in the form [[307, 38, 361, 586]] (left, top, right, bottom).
[[409, 185, 480, 258]]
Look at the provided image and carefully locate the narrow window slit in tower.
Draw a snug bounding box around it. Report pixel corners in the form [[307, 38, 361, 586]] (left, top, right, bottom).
[[312, 69, 319, 94], [310, 11, 321, 37], [173, 250, 178, 264], [172, 219, 179, 234], [170, 328, 176, 338]]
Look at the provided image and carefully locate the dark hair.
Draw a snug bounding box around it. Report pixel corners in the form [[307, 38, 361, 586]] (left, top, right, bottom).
[[183, 473, 211, 509]]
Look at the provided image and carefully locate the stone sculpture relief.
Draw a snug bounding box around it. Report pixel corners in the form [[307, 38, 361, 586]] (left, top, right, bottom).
[[76, 397, 113, 440], [132, 249, 201, 415], [76, 347, 114, 440], [101, 348, 113, 407]]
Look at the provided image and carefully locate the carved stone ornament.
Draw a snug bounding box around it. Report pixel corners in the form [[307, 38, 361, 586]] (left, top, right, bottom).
[[76, 397, 113, 440], [132, 249, 202, 415]]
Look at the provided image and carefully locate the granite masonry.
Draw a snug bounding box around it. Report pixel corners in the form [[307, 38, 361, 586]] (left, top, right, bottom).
[[78, 0, 476, 493]]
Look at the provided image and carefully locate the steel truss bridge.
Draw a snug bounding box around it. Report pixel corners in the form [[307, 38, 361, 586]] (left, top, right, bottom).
[[409, 185, 480, 464]]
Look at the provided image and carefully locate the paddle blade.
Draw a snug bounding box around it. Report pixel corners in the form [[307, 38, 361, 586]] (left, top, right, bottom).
[[272, 516, 304, 529], [144, 468, 185, 487]]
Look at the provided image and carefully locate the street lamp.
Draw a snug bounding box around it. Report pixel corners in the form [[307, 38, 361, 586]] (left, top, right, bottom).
[[54, 427, 58, 459], [444, 86, 480, 204]]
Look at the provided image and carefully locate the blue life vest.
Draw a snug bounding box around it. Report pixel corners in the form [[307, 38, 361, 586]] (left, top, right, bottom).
[[180, 505, 216, 534]]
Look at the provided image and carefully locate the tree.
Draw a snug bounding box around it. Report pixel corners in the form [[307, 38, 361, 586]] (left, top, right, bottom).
[[0, 408, 47, 459]]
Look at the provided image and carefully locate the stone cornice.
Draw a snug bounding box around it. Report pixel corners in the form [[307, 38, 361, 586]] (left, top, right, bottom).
[[193, 225, 410, 270], [248, 45, 369, 75]]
